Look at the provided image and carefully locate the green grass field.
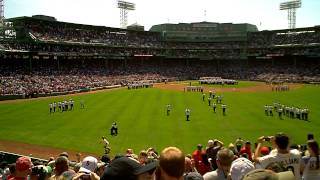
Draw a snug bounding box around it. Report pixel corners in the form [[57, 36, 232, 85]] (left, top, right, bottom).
[[0, 83, 319, 156]]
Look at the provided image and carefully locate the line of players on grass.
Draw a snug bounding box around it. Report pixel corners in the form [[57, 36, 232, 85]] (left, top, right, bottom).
[[165, 90, 228, 121], [264, 102, 309, 121], [203, 91, 227, 115], [49, 100, 74, 113], [271, 85, 290, 91], [49, 99, 85, 113]]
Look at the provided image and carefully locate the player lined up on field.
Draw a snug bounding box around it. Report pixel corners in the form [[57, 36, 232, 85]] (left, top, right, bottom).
[[49, 99, 85, 113], [264, 102, 309, 121]]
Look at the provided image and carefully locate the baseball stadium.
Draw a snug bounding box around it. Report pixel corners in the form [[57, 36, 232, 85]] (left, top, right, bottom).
[[1, 0, 320, 180]]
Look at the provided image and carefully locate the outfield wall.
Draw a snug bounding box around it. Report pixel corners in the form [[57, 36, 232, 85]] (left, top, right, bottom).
[[0, 151, 48, 164]]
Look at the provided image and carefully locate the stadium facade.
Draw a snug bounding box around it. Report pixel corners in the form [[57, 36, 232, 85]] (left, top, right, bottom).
[[0, 16, 320, 99], [150, 22, 258, 42]]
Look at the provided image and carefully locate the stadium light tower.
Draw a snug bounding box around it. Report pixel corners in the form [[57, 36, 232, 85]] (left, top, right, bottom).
[[0, 0, 4, 24], [280, 0, 301, 29], [117, 0, 135, 29]]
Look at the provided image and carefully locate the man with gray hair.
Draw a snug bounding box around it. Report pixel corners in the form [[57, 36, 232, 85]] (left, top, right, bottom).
[[203, 148, 234, 180]]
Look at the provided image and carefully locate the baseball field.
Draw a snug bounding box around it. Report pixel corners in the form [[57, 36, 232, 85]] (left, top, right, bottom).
[[0, 81, 319, 159]]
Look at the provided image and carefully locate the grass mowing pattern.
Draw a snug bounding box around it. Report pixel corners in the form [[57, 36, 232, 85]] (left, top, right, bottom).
[[0, 84, 319, 155]]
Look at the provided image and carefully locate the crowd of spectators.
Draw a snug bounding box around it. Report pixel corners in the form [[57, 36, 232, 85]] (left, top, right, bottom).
[[2, 26, 320, 59], [1, 57, 319, 96], [1, 41, 246, 60], [247, 28, 320, 48], [25, 20, 163, 48], [0, 66, 164, 96], [0, 22, 319, 97], [23, 20, 250, 51], [0, 133, 319, 180], [25, 20, 320, 51]]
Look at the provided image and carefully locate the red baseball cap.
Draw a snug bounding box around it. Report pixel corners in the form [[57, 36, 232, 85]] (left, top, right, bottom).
[[260, 146, 270, 156], [16, 156, 32, 171]]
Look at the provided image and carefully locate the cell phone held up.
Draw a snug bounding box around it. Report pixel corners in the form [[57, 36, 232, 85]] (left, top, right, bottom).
[[264, 137, 270, 141]]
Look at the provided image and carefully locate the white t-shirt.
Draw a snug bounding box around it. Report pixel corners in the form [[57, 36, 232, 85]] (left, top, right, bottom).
[[185, 109, 190, 116], [301, 156, 320, 180], [256, 151, 301, 180], [203, 169, 228, 180]]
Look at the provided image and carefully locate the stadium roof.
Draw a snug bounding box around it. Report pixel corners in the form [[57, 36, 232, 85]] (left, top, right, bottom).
[[7, 16, 157, 34]]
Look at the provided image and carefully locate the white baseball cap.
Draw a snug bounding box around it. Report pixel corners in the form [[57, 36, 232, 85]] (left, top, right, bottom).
[[230, 158, 255, 180], [208, 140, 214, 146], [79, 156, 98, 173]]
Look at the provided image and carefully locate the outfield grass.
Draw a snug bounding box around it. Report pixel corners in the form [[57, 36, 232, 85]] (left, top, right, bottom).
[[0, 83, 319, 156]]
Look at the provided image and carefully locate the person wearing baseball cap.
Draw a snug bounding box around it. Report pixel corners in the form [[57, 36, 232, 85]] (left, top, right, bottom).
[[101, 157, 158, 180], [9, 156, 33, 180], [260, 146, 270, 156], [230, 157, 255, 180], [239, 141, 253, 161], [184, 172, 204, 180], [192, 144, 205, 174], [79, 156, 98, 174], [73, 156, 100, 180]]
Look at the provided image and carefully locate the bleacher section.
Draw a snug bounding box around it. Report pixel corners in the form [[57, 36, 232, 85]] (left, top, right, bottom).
[[0, 16, 319, 99]]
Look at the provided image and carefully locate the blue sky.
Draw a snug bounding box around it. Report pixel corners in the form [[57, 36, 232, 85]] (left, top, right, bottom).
[[5, 0, 320, 30]]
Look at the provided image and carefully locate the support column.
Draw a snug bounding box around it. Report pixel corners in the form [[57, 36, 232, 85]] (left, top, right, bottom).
[[57, 57, 60, 71], [124, 58, 127, 69], [29, 56, 32, 72], [293, 56, 297, 69], [272, 58, 274, 66], [105, 59, 109, 69]]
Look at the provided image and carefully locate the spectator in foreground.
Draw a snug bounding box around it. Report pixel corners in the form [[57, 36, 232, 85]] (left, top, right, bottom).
[[51, 156, 75, 180], [8, 156, 32, 180], [184, 156, 197, 174], [253, 133, 301, 179], [156, 147, 185, 180], [301, 140, 320, 180], [184, 172, 204, 180], [72, 156, 99, 180], [230, 157, 254, 180], [242, 169, 295, 180], [6, 163, 16, 180], [203, 148, 234, 180], [101, 157, 157, 180], [192, 144, 205, 173], [239, 141, 253, 161]]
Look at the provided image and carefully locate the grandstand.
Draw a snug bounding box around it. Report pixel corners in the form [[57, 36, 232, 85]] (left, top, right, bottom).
[[0, 15, 319, 99], [150, 22, 258, 42]]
